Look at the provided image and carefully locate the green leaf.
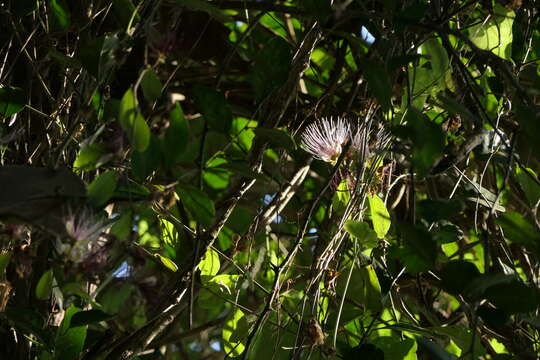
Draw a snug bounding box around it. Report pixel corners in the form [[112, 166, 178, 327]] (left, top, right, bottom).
[[198, 248, 220, 280], [434, 94, 479, 126], [515, 167, 540, 206], [253, 128, 296, 151], [368, 195, 391, 239], [118, 89, 150, 151], [112, 0, 137, 28], [48, 50, 82, 69], [78, 35, 119, 82], [156, 254, 178, 272], [343, 344, 384, 360], [0, 87, 26, 117], [204, 157, 232, 190], [416, 337, 457, 360], [73, 143, 108, 171], [87, 170, 118, 208], [470, 5, 514, 59], [417, 199, 463, 222], [49, 0, 71, 31], [344, 221, 378, 248], [101, 283, 133, 314], [251, 37, 292, 100], [477, 305, 509, 329], [206, 274, 240, 295], [407, 66, 434, 109], [360, 264, 382, 312], [194, 86, 232, 133], [392, 223, 437, 273], [423, 38, 449, 88], [163, 103, 189, 168], [496, 212, 540, 255], [5, 307, 49, 344], [516, 102, 540, 161], [176, 184, 215, 227], [440, 260, 481, 295], [371, 336, 417, 360], [434, 223, 463, 244], [140, 68, 163, 103], [359, 58, 392, 111], [35, 269, 54, 300], [78, 37, 104, 78], [132, 134, 162, 179], [55, 305, 87, 360], [174, 0, 231, 22], [222, 308, 248, 356], [484, 279, 540, 314], [0, 252, 12, 276], [302, 0, 332, 22], [400, 107, 445, 176], [433, 325, 486, 358], [110, 211, 132, 240], [70, 309, 112, 327]]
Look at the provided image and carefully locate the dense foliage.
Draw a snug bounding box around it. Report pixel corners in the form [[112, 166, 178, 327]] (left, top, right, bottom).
[[1, 0, 540, 359]]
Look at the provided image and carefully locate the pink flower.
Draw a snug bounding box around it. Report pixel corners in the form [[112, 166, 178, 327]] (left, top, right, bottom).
[[300, 117, 351, 163]]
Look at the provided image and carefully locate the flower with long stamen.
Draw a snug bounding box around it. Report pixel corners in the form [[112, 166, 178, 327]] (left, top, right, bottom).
[[300, 117, 351, 163], [64, 208, 109, 264], [351, 124, 371, 161]]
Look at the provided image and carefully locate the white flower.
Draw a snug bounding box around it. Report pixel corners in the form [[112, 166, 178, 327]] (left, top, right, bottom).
[[64, 208, 108, 264], [351, 124, 371, 161], [300, 117, 351, 163]]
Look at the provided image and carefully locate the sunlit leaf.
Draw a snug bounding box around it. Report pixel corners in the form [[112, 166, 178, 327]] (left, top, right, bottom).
[[433, 325, 486, 358], [222, 308, 248, 356], [87, 170, 118, 207], [368, 194, 391, 239], [470, 5, 514, 59], [156, 254, 178, 272], [119, 89, 150, 151], [423, 38, 449, 88], [344, 220, 378, 248], [198, 248, 220, 280]]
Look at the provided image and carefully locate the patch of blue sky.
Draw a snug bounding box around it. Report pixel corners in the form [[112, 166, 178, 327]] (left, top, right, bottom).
[[263, 193, 276, 205], [360, 26, 375, 45], [112, 261, 132, 278], [210, 340, 221, 351]]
